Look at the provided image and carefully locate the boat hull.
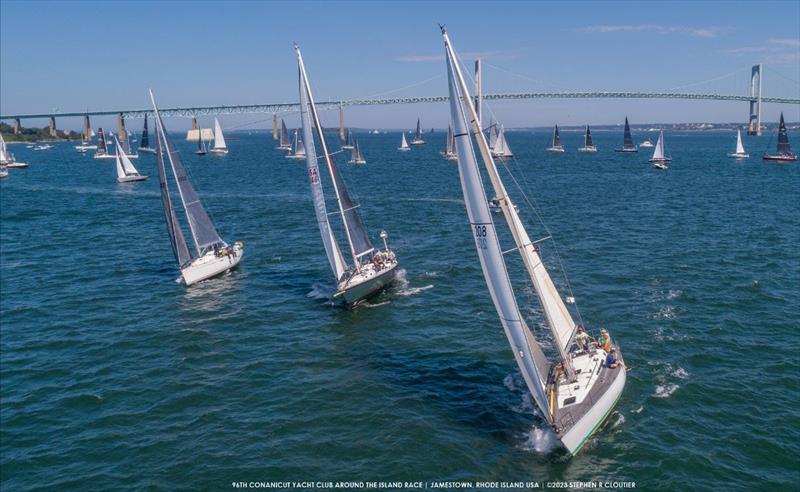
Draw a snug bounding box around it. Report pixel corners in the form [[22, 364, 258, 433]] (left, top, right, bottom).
[[763, 154, 798, 162], [337, 262, 397, 306], [614, 148, 638, 153], [94, 154, 116, 160], [181, 248, 243, 286], [546, 147, 565, 153], [210, 148, 229, 154], [577, 147, 597, 153], [727, 153, 749, 159], [117, 175, 148, 183], [5, 162, 29, 168], [138, 147, 156, 154]]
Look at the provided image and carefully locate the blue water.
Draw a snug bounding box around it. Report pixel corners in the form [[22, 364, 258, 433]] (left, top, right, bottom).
[[1, 129, 799, 490]]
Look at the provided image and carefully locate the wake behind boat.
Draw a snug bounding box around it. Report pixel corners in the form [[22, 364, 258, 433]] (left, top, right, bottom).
[[295, 43, 398, 307], [442, 27, 625, 457], [727, 129, 749, 159], [763, 113, 797, 162], [150, 89, 243, 286]]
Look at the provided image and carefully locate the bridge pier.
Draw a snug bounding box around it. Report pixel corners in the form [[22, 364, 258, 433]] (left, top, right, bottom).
[[48, 116, 57, 137], [117, 113, 127, 142], [13, 118, 21, 134], [191, 117, 198, 131], [272, 114, 278, 141], [748, 64, 762, 136]]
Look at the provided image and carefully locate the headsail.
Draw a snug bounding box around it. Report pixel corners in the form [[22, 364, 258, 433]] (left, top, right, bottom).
[[444, 30, 554, 420], [446, 125, 454, 154], [488, 120, 498, 149], [213, 118, 227, 150], [150, 91, 222, 254], [777, 113, 792, 155], [623, 117, 635, 149], [295, 46, 349, 280], [652, 131, 665, 160], [493, 125, 512, 156], [735, 129, 745, 154]]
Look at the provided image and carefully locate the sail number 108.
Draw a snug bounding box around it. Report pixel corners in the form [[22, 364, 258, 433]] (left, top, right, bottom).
[[474, 225, 488, 249]]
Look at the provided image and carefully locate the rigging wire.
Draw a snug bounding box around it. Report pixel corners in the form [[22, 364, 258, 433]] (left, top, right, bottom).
[[664, 67, 750, 92]]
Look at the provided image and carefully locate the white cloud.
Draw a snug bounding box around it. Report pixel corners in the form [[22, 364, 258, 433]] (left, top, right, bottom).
[[579, 24, 725, 38], [726, 37, 800, 65]]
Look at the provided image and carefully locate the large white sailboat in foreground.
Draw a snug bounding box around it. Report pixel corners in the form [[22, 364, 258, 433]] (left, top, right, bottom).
[[150, 89, 243, 286], [210, 117, 228, 154], [649, 130, 671, 169], [113, 136, 147, 182], [295, 44, 398, 306], [442, 27, 625, 456], [727, 129, 749, 159]]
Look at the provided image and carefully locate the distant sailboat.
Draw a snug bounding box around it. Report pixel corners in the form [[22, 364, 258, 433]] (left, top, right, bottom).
[[490, 124, 513, 158], [278, 119, 292, 151], [649, 130, 671, 169], [398, 132, 410, 151], [120, 131, 139, 159], [763, 113, 797, 162], [75, 114, 98, 152], [442, 124, 457, 160], [149, 89, 243, 286], [0, 133, 29, 168], [348, 139, 367, 165], [727, 129, 749, 159], [639, 139, 654, 148], [577, 126, 597, 153], [210, 117, 228, 154], [341, 128, 354, 150], [295, 43, 398, 306], [113, 136, 147, 182], [194, 124, 208, 155], [286, 129, 307, 160], [93, 128, 116, 160], [138, 114, 156, 154], [411, 118, 425, 145], [546, 125, 565, 152], [487, 119, 498, 150], [614, 117, 638, 152], [443, 28, 626, 457]]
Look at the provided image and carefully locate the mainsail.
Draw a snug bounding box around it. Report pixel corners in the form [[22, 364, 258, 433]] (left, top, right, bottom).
[[446, 125, 454, 154], [400, 132, 409, 149], [735, 129, 745, 154], [213, 118, 227, 150], [339, 104, 346, 142], [493, 125, 512, 156], [0, 133, 8, 163], [151, 91, 222, 254], [488, 120, 498, 149], [585, 126, 593, 147], [296, 47, 349, 280], [280, 119, 290, 148], [552, 125, 562, 147], [777, 113, 792, 155], [140, 114, 150, 149], [623, 117, 635, 149], [415, 118, 422, 140], [114, 136, 139, 176], [444, 30, 556, 419], [83, 114, 92, 142], [652, 131, 666, 160]]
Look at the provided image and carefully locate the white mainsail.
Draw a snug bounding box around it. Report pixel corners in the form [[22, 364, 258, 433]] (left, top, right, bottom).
[[114, 136, 140, 178], [735, 129, 745, 155], [399, 132, 409, 149], [492, 125, 512, 157], [213, 118, 227, 150], [0, 133, 9, 163], [652, 131, 665, 160], [296, 45, 348, 281]]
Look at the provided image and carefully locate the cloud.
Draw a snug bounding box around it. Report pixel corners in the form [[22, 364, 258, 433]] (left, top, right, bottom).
[[725, 38, 800, 65], [768, 38, 800, 47], [578, 24, 725, 38], [396, 50, 516, 63]]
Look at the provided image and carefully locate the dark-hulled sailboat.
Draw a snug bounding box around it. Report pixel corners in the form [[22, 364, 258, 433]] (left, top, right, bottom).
[[138, 114, 156, 154]]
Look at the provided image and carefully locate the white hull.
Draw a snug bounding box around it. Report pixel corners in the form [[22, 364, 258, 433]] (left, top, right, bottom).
[[410, 139, 425, 145], [348, 159, 366, 165], [138, 147, 157, 154], [335, 260, 398, 305], [75, 144, 98, 151], [491, 152, 513, 158], [639, 142, 654, 148], [652, 160, 669, 170], [546, 146, 565, 153], [210, 148, 228, 154], [181, 247, 243, 286], [340, 145, 354, 150], [577, 146, 597, 153], [398, 147, 410, 152], [286, 154, 306, 160], [5, 162, 29, 168], [727, 152, 749, 159], [117, 174, 148, 183], [558, 362, 626, 455], [94, 154, 116, 160]]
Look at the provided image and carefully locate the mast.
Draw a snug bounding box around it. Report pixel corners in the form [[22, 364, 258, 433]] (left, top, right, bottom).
[[443, 28, 577, 380], [339, 103, 346, 142], [295, 44, 364, 270], [474, 59, 482, 126]]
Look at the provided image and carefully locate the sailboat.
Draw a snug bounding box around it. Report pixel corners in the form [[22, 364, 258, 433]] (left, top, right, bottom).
[[763, 113, 797, 162], [491, 125, 513, 158], [0, 164, 7, 179], [93, 128, 116, 160], [639, 139, 654, 148], [286, 129, 307, 160], [149, 89, 243, 286], [577, 126, 597, 153], [194, 125, 208, 155], [411, 118, 425, 145], [614, 117, 638, 152], [546, 125, 565, 152], [0, 133, 29, 168], [649, 130, 671, 169], [138, 114, 156, 154], [442, 27, 626, 457], [113, 136, 147, 182], [210, 117, 228, 154], [348, 139, 367, 165], [277, 119, 292, 151], [398, 132, 410, 152], [75, 114, 98, 152], [295, 43, 398, 306], [441, 124, 457, 160], [341, 128, 354, 150], [727, 129, 749, 159], [120, 131, 139, 159]]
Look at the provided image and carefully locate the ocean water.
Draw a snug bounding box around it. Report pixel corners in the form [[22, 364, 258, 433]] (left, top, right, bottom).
[[1, 128, 799, 490]]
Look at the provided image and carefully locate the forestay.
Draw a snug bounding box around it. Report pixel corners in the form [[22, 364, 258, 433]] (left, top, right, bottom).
[[296, 50, 348, 281], [445, 31, 553, 421]]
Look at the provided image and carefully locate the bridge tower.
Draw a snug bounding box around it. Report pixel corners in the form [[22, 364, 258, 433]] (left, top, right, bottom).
[[748, 64, 762, 136], [48, 116, 57, 137], [117, 113, 127, 142], [13, 118, 21, 135]]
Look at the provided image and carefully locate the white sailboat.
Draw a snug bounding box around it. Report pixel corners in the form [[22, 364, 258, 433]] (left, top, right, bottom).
[[546, 125, 565, 152], [490, 124, 513, 158], [341, 128, 354, 150], [411, 118, 425, 145], [577, 126, 597, 153], [487, 119, 498, 150], [649, 130, 671, 169], [398, 132, 410, 151], [150, 89, 243, 286], [727, 129, 749, 159], [113, 136, 147, 182], [348, 139, 367, 165], [295, 43, 398, 306], [210, 117, 228, 154], [93, 128, 116, 159], [441, 124, 457, 160], [443, 28, 626, 456], [286, 129, 307, 160], [0, 133, 29, 168], [75, 114, 98, 152], [138, 114, 156, 154], [277, 119, 292, 151]]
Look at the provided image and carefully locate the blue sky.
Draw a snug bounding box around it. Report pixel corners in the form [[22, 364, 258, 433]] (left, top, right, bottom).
[[1, 0, 798, 131]]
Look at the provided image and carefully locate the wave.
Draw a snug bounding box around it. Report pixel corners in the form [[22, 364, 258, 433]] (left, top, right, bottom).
[[519, 426, 560, 454], [654, 383, 679, 398]]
